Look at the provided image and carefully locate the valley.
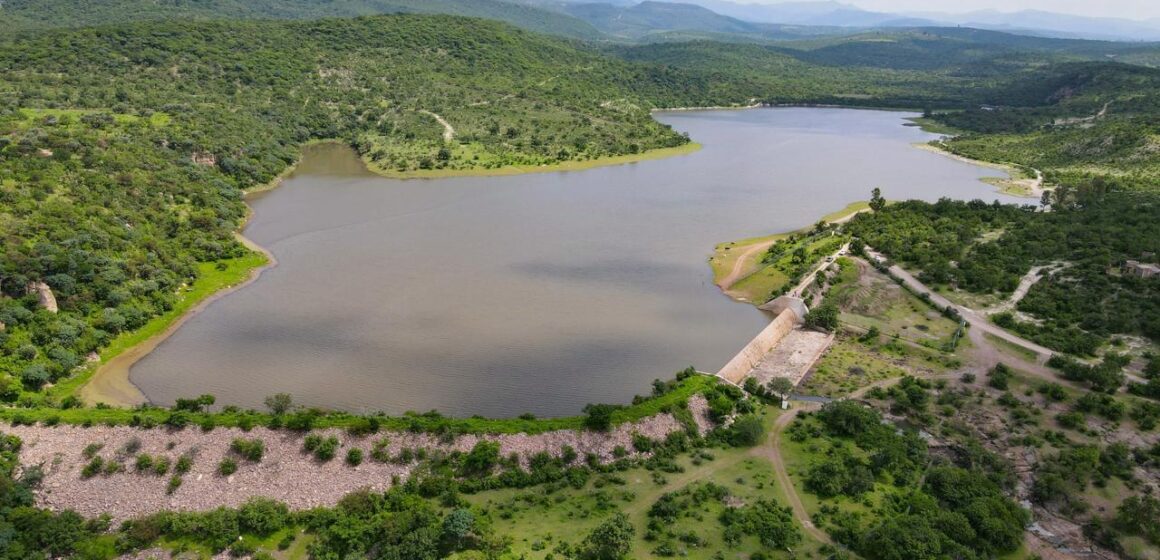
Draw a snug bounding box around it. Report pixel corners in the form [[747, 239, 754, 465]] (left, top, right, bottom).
[[1, 1, 1159, 559]]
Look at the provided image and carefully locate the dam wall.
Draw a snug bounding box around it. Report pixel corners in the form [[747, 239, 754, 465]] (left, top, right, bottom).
[[717, 307, 800, 385]]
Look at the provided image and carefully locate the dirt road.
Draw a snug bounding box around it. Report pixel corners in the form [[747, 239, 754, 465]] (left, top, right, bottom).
[[419, 110, 455, 142], [983, 265, 1049, 314], [720, 240, 778, 291], [751, 405, 834, 546], [717, 207, 868, 294], [863, 247, 1055, 363]]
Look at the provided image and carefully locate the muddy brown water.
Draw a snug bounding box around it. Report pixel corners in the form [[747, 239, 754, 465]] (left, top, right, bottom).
[[129, 108, 1018, 417]]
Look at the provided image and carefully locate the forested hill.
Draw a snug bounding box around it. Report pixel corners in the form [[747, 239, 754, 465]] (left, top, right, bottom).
[[0, 14, 691, 399], [0, 0, 605, 40]]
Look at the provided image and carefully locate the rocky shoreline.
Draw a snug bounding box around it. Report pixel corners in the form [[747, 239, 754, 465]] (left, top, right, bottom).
[[8, 396, 712, 522]]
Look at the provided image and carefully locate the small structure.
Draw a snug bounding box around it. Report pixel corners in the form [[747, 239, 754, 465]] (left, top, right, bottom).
[[1122, 260, 1160, 279], [759, 295, 808, 321]]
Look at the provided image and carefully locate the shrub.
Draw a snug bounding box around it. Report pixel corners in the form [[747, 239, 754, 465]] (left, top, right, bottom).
[[230, 438, 265, 462], [81, 457, 105, 478], [346, 448, 364, 466], [218, 457, 238, 476], [303, 434, 339, 461], [727, 415, 766, 447], [135, 454, 154, 473], [583, 404, 618, 432], [167, 475, 182, 495]]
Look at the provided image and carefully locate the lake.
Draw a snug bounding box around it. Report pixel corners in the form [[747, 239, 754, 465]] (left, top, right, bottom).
[[130, 108, 1016, 417]]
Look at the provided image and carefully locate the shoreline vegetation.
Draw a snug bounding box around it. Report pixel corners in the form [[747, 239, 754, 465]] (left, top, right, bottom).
[[362, 141, 702, 179], [72, 138, 703, 409], [710, 201, 870, 303], [9, 370, 718, 436], [912, 142, 1044, 198]]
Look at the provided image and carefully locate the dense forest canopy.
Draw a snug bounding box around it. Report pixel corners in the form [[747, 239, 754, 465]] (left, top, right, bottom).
[[0, 0, 606, 40]]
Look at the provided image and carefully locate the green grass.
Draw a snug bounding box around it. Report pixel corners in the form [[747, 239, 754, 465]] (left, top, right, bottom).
[[45, 252, 270, 402], [984, 332, 1040, 363], [6, 372, 720, 436], [728, 233, 849, 303], [800, 336, 910, 397], [364, 142, 702, 180], [778, 416, 893, 519], [710, 201, 868, 299], [461, 407, 827, 559], [801, 333, 959, 398], [830, 263, 960, 350], [907, 116, 965, 136]]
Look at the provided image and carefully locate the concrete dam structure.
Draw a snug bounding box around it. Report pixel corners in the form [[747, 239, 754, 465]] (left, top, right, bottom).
[[716, 295, 832, 389], [717, 300, 804, 385]]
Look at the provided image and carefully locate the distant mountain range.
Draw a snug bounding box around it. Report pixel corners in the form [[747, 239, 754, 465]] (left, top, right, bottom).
[[5, 0, 1160, 43], [666, 0, 1160, 41]]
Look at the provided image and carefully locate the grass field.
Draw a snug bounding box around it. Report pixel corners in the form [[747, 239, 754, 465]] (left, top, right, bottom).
[[985, 332, 1041, 363], [460, 406, 829, 559], [800, 334, 958, 397], [828, 259, 961, 350], [726, 233, 849, 303], [709, 201, 869, 301]]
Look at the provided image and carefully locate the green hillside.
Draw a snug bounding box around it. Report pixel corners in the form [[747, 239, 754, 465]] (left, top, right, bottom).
[[0, 14, 691, 398], [0, 0, 605, 40]]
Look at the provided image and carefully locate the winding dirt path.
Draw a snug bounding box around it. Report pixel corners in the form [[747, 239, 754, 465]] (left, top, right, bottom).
[[718, 207, 869, 294], [419, 110, 455, 142], [720, 240, 777, 291], [982, 264, 1053, 315], [751, 405, 834, 546]]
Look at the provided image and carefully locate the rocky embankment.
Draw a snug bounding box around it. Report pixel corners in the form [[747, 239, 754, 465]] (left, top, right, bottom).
[[8, 396, 712, 521]]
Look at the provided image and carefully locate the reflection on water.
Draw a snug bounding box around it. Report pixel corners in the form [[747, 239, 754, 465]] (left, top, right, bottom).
[[131, 108, 1016, 417]]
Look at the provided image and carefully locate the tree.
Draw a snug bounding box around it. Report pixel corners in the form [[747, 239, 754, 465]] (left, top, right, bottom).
[[237, 497, 289, 536], [460, 441, 500, 477], [441, 508, 476, 550], [792, 246, 809, 264], [767, 377, 795, 399], [869, 187, 886, 212], [580, 513, 634, 560], [583, 404, 618, 432], [264, 393, 293, 415], [1116, 495, 1160, 544], [728, 415, 765, 447], [805, 303, 839, 331]]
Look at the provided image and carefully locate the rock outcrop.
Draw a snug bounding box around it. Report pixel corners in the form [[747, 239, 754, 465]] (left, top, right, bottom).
[[26, 281, 58, 313]]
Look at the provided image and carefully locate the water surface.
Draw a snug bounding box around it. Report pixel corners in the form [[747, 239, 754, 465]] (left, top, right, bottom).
[[132, 108, 1015, 417]]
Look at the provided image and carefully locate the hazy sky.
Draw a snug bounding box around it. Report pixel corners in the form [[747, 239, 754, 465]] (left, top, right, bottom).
[[739, 0, 1160, 20]]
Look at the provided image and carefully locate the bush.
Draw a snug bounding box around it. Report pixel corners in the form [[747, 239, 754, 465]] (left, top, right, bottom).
[[218, 457, 238, 476], [230, 438, 265, 462], [346, 448, 364, 467], [583, 403, 618, 432], [303, 434, 339, 461], [727, 415, 765, 447]]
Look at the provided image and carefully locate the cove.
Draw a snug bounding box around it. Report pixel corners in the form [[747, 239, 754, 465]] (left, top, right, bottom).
[[129, 108, 1019, 418]]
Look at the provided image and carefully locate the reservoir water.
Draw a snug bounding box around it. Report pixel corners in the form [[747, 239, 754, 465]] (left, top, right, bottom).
[[130, 108, 1017, 417]]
